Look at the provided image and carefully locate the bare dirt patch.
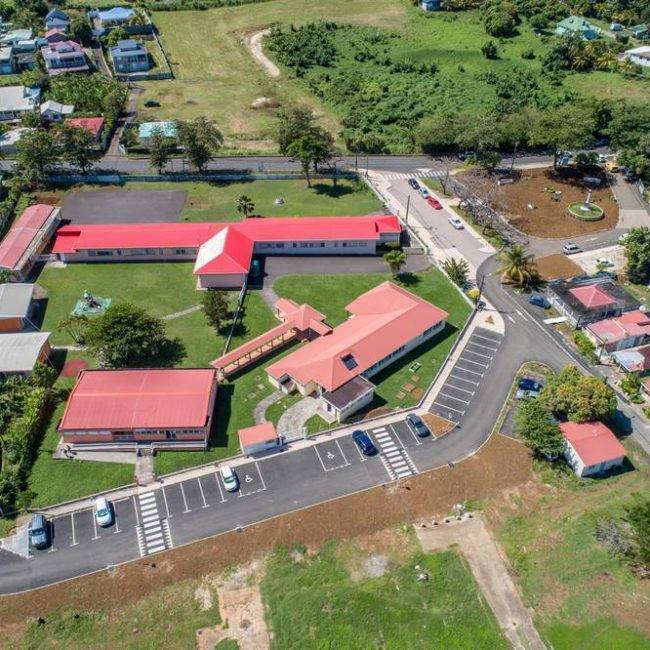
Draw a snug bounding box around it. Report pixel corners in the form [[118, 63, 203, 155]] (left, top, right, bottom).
[[0, 435, 532, 628], [464, 168, 619, 239], [535, 253, 584, 281], [422, 413, 456, 437]]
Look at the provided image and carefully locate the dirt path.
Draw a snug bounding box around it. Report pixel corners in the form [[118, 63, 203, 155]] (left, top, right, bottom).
[[248, 29, 280, 78], [416, 516, 545, 650]]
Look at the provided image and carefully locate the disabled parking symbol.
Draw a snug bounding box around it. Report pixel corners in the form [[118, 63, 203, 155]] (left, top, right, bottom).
[[245, 474, 253, 483], [327, 451, 335, 460]]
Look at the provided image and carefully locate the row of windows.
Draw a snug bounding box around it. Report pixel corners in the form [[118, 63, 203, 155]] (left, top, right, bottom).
[[255, 241, 370, 250], [86, 248, 196, 257]]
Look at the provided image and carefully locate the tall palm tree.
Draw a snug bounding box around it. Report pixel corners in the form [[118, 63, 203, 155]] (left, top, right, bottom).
[[236, 195, 255, 219], [497, 244, 536, 287], [383, 250, 407, 277]]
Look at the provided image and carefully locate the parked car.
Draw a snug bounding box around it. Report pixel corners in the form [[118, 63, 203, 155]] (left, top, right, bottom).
[[596, 257, 613, 267], [528, 294, 551, 309], [144, 99, 160, 107], [618, 232, 629, 243], [516, 388, 539, 399], [448, 216, 464, 230], [426, 196, 442, 209], [352, 430, 377, 455], [219, 465, 239, 492], [408, 178, 420, 190], [518, 377, 543, 392], [406, 413, 430, 438], [562, 242, 581, 255], [94, 497, 113, 527], [28, 514, 49, 549], [419, 186, 430, 199]]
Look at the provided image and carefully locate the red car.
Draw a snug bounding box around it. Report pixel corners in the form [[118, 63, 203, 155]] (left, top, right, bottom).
[[426, 196, 442, 210]]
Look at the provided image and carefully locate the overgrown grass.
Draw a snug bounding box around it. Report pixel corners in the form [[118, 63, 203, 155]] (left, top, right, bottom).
[[262, 541, 507, 648]]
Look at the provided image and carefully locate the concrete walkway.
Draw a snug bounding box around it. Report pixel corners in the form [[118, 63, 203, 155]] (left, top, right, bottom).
[[416, 516, 545, 650], [253, 390, 283, 425], [248, 29, 280, 78], [277, 396, 321, 436]]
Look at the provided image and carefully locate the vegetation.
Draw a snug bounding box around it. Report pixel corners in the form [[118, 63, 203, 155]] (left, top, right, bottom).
[[620, 372, 642, 401], [442, 258, 470, 287], [515, 397, 564, 458], [149, 127, 175, 174], [573, 330, 599, 364], [236, 194, 255, 218], [383, 250, 407, 276], [625, 495, 650, 571], [202, 290, 230, 330], [177, 117, 224, 172], [623, 227, 650, 284], [497, 244, 536, 287]]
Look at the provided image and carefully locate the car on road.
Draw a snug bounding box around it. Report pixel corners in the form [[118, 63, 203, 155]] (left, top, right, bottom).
[[352, 430, 377, 455], [220, 465, 239, 492], [528, 294, 551, 309], [518, 377, 543, 393], [28, 514, 49, 549], [448, 216, 464, 230], [406, 413, 431, 438], [419, 186, 430, 199], [562, 242, 581, 255], [94, 497, 113, 527], [596, 257, 614, 268], [426, 196, 442, 209], [408, 178, 420, 190]]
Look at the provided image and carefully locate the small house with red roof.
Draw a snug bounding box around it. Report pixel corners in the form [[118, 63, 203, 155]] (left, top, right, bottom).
[[0, 204, 60, 281], [267, 282, 447, 422], [59, 368, 217, 450], [584, 310, 650, 356], [560, 421, 626, 477], [547, 276, 641, 328], [65, 116, 105, 143], [238, 421, 280, 455], [45, 29, 69, 44]]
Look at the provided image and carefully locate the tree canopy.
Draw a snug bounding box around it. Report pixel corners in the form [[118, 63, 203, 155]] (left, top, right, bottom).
[[623, 227, 650, 284], [177, 117, 223, 172], [515, 397, 564, 458]]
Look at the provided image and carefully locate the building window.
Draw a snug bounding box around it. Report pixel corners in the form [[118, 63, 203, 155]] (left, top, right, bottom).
[[97, 250, 113, 256]]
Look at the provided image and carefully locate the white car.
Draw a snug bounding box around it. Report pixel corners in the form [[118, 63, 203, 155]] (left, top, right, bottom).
[[94, 497, 113, 527], [618, 232, 629, 243], [220, 465, 239, 492], [596, 257, 613, 267], [448, 216, 464, 230]]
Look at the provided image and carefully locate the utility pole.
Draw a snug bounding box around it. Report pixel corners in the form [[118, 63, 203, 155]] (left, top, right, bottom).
[[405, 194, 410, 227]]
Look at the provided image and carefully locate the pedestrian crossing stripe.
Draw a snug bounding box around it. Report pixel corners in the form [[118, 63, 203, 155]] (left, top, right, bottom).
[[378, 170, 446, 181]]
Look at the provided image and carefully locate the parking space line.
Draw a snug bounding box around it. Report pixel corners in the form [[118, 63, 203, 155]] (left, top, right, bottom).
[[161, 486, 172, 519], [439, 392, 470, 404], [469, 341, 499, 353], [91, 510, 99, 540], [70, 512, 78, 547], [255, 462, 266, 491], [392, 422, 421, 447], [197, 477, 209, 508], [464, 347, 493, 360], [445, 382, 474, 395], [474, 333, 502, 344], [454, 365, 484, 376], [433, 401, 465, 415], [313, 445, 328, 472], [179, 482, 191, 513], [215, 472, 227, 503], [132, 496, 140, 526], [458, 357, 489, 368], [334, 439, 350, 467], [449, 373, 479, 386], [351, 439, 367, 462]]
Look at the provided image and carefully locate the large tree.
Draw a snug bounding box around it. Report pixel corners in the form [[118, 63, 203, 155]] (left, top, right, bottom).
[[202, 290, 230, 331], [177, 117, 223, 173], [149, 127, 174, 174], [236, 195, 255, 219], [285, 127, 333, 187], [540, 365, 617, 423], [59, 124, 100, 173], [69, 15, 93, 46], [515, 397, 564, 458], [623, 227, 650, 284], [497, 244, 536, 287], [84, 303, 184, 368], [15, 128, 59, 185], [277, 105, 316, 155], [383, 250, 407, 276], [625, 495, 650, 569]]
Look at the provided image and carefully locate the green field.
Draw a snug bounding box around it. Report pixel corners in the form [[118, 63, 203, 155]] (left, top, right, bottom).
[[51, 178, 381, 222], [263, 541, 507, 648], [496, 442, 650, 647]]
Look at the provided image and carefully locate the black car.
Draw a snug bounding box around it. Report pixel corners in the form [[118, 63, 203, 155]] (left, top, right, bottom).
[[144, 99, 160, 108], [408, 178, 420, 190], [406, 413, 430, 438], [352, 430, 377, 455], [518, 377, 542, 392]]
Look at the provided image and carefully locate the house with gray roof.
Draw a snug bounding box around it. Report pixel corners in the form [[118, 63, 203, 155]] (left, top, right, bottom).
[[41, 40, 89, 75], [0, 85, 40, 121], [0, 283, 37, 331], [110, 39, 150, 73], [0, 331, 51, 377], [45, 8, 70, 32]]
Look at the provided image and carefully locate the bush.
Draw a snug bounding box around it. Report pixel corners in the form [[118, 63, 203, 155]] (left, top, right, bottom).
[[572, 330, 599, 364], [520, 48, 536, 59]]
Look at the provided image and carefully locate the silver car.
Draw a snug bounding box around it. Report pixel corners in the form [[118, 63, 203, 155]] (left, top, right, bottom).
[[94, 497, 113, 527], [220, 465, 239, 492]]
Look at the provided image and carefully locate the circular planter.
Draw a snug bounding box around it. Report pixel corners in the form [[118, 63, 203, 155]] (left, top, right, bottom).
[[566, 202, 604, 221]]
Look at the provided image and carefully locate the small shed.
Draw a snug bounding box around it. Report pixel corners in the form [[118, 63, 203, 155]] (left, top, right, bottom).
[[238, 421, 280, 456]]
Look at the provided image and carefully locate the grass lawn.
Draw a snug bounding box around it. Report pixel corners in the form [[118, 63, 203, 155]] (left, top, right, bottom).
[[47, 178, 381, 222], [493, 441, 650, 646], [262, 539, 506, 648], [273, 269, 472, 410]]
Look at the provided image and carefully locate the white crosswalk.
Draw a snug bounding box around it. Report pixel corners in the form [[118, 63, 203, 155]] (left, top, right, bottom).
[[136, 491, 173, 556], [371, 427, 417, 479], [378, 169, 446, 181]]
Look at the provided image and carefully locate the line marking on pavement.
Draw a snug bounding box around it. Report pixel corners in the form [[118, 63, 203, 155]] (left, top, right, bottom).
[[351, 438, 367, 462], [70, 512, 78, 547], [469, 341, 499, 353], [439, 392, 470, 405], [161, 486, 172, 519], [473, 333, 502, 345], [464, 348, 494, 360], [515, 308, 530, 322], [313, 445, 328, 472], [449, 373, 480, 386], [445, 382, 475, 395], [507, 315, 516, 323], [433, 401, 465, 415], [179, 482, 191, 513], [454, 365, 484, 377], [215, 472, 227, 503], [133, 496, 140, 526], [197, 477, 209, 508], [255, 462, 267, 491], [91, 511, 99, 540], [334, 439, 350, 467], [458, 357, 489, 368]]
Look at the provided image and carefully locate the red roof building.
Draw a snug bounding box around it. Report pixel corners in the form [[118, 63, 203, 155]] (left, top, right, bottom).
[[560, 421, 627, 477], [267, 282, 447, 422], [238, 421, 279, 455], [65, 117, 105, 142], [0, 204, 60, 281], [59, 368, 217, 450], [52, 215, 402, 289], [585, 309, 650, 352]]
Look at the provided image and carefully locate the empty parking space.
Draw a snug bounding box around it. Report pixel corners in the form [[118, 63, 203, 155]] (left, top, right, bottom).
[[314, 438, 350, 472], [238, 462, 267, 497]]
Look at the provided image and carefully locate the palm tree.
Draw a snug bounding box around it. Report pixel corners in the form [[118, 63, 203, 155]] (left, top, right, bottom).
[[497, 244, 536, 287], [383, 250, 407, 277], [236, 195, 255, 219], [442, 257, 470, 287]]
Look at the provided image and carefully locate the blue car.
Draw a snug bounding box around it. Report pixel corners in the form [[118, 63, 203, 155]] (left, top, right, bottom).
[[528, 294, 551, 309], [28, 514, 49, 549], [408, 178, 420, 190], [518, 377, 543, 392], [352, 430, 377, 455]]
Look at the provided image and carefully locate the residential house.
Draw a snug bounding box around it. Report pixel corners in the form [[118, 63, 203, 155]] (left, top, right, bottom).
[[45, 8, 70, 32], [266, 282, 448, 422], [138, 121, 177, 146], [110, 39, 150, 73], [555, 16, 600, 40], [629, 24, 649, 39], [41, 40, 89, 75], [66, 116, 105, 143], [0, 29, 33, 48], [45, 28, 69, 45], [560, 421, 627, 477], [584, 309, 650, 357], [0, 283, 38, 332], [624, 45, 650, 68], [51, 215, 402, 289], [0, 45, 13, 74], [0, 331, 51, 378], [40, 99, 75, 122], [0, 127, 32, 155], [611, 345, 650, 374], [546, 276, 641, 328], [0, 204, 61, 280], [97, 7, 135, 28], [0, 85, 41, 121], [58, 368, 218, 451]]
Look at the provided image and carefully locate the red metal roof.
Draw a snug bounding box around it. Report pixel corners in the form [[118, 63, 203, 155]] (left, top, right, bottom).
[[66, 117, 105, 139], [569, 285, 615, 309], [239, 421, 277, 446], [193, 227, 254, 275], [267, 282, 447, 392], [0, 204, 57, 271], [560, 421, 626, 467], [58, 368, 216, 431], [585, 310, 650, 344]]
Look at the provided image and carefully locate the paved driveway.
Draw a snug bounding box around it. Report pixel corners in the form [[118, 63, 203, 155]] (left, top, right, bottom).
[[61, 189, 188, 224]]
